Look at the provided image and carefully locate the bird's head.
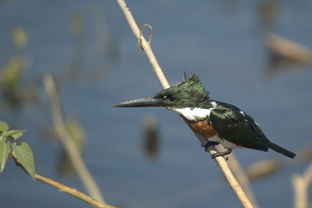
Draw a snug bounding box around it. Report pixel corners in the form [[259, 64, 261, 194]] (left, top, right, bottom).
[[114, 74, 210, 109]]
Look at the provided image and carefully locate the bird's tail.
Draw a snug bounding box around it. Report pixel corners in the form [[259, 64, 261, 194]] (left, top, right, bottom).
[[268, 142, 296, 159]]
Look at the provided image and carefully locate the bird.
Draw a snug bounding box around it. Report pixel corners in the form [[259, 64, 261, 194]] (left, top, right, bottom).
[[114, 74, 296, 159]]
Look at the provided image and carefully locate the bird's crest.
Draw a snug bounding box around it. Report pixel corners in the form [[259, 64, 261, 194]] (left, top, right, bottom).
[[177, 73, 209, 99], [153, 73, 210, 108]]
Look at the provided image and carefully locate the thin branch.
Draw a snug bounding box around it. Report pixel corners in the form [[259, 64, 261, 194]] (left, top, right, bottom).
[[266, 33, 312, 64], [115, 0, 254, 207], [228, 155, 258, 207], [43, 75, 105, 203], [116, 0, 169, 89], [35, 173, 117, 208], [292, 162, 312, 208]]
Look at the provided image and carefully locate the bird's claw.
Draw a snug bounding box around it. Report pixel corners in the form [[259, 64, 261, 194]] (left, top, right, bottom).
[[211, 148, 232, 159], [202, 142, 232, 160], [202, 141, 220, 152]]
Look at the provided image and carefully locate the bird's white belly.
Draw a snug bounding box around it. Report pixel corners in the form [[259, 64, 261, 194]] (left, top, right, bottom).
[[209, 135, 239, 149]]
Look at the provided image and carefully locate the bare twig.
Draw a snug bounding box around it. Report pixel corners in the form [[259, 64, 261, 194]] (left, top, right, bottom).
[[266, 33, 312, 64], [115, 0, 254, 207], [35, 173, 117, 208], [140, 24, 153, 45], [116, 0, 169, 89], [228, 155, 258, 207], [245, 159, 281, 180], [44, 75, 105, 203], [292, 162, 312, 208]]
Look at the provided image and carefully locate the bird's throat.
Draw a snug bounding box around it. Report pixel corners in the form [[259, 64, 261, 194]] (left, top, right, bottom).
[[170, 107, 213, 121]]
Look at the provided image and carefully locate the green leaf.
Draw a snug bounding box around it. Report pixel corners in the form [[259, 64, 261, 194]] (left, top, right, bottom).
[[0, 121, 9, 132], [12, 142, 35, 179], [4, 130, 24, 140], [0, 140, 10, 172]]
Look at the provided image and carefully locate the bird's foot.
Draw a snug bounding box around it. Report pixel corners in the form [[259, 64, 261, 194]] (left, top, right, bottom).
[[202, 141, 220, 152], [211, 148, 232, 159]]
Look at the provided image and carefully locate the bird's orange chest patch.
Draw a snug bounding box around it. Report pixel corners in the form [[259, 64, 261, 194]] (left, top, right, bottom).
[[182, 117, 216, 137]]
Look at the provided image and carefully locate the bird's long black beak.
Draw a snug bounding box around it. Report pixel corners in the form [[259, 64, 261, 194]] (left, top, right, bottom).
[[113, 97, 164, 107]]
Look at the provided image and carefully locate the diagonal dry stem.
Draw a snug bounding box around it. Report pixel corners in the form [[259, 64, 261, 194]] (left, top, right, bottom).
[[292, 162, 312, 208], [116, 0, 169, 89], [35, 173, 116, 208], [115, 0, 254, 207], [44, 75, 105, 203]]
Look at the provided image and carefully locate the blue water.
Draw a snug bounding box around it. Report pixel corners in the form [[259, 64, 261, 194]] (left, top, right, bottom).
[[0, 0, 312, 207]]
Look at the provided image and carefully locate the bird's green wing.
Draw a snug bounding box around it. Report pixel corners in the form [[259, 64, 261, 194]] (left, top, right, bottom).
[[210, 106, 269, 151]]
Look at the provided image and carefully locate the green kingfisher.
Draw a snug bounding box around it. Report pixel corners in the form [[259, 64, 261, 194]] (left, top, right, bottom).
[[114, 74, 296, 159]]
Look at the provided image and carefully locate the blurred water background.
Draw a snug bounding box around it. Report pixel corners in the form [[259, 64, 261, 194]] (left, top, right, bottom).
[[0, 0, 312, 207]]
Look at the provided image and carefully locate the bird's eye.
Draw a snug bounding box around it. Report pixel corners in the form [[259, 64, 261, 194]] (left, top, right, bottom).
[[165, 94, 176, 102]]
